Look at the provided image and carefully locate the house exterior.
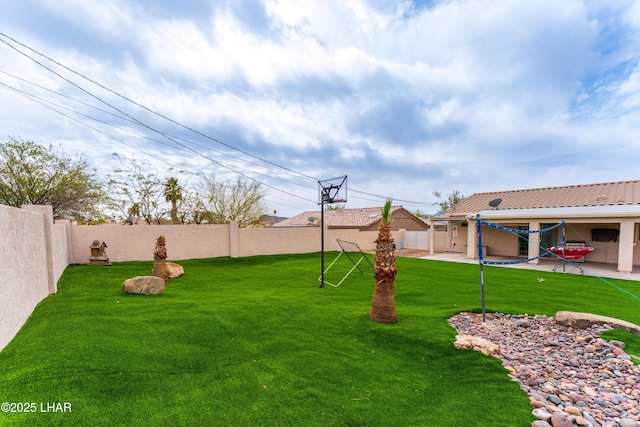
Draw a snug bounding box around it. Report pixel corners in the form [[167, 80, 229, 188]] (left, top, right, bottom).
[[273, 206, 430, 232], [439, 180, 640, 273]]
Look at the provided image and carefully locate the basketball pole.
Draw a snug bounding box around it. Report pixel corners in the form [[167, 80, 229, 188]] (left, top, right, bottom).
[[317, 175, 347, 289], [320, 195, 325, 288]]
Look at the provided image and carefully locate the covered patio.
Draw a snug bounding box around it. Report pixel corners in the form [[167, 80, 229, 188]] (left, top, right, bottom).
[[432, 180, 640, 276]]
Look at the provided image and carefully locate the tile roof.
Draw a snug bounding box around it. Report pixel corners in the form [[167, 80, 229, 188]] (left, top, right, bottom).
[[273, 206, 405, 228], [446, 180, 640, 216]]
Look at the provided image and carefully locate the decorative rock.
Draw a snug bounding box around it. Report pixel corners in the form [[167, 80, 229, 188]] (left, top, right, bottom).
[[532, 421, 552, 427], [581, 412, 598, 426], [453, 335, 500, 357], [166, 262, 184, 279], [122, 276, 165, 294], [574, 416, 589, 426], [555, 311, 640, 335], [619, 419, 640, 427], [565, 406, 581, 416], [533, 407, 553, 421], [550, 412, 573, 427], [610, 340, 626, 349], [613, 346, 626, 356], [548, 394, 562, 405], [569, 357, 581, 367]]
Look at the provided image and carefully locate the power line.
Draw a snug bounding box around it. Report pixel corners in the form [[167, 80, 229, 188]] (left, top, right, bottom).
[[0, 32, 435, 209], [0, 32, 319, 182], [0, 68, 315, 190], [0, 36, 317, 204]]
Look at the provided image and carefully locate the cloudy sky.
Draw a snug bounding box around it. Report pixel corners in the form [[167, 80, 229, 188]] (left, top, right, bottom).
[[1, 0, 640, 217]]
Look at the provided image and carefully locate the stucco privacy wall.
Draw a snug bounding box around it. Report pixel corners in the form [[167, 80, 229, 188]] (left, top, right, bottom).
[[69, 223, 388, 263], [69, 223, 231, 263], [52, 219, 72, 281], [0, 205, 59, 351]]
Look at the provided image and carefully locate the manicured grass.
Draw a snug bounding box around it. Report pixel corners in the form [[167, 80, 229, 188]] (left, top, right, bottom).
[[1, 254, 640, 426]]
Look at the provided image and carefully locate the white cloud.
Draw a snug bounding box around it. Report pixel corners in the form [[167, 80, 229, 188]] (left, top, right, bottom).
[[2, 0, 640, 216]]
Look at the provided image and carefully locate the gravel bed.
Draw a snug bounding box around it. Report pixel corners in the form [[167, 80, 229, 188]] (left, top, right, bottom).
[[449, 312, 640, 427]]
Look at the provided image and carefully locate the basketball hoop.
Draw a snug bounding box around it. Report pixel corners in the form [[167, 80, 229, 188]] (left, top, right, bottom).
[[318, 176, 348, 205]]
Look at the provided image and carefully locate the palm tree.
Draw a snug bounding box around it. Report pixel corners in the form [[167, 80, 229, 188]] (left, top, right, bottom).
[[164, 177, 182, 224], [370, 200, 397, 323], [127, 203, 141, 225]]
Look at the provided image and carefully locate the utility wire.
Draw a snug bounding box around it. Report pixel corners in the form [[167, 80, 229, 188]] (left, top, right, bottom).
[[0, 68, 315, 190], [0, 76, 317, 193], [0, 32, 318, 182], [0, 36, 317, 204], [2, 79, 316, 213], [0, 32, 434, 208]]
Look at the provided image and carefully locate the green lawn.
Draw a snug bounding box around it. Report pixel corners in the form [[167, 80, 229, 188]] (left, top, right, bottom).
[[1, 254, 640, 426]]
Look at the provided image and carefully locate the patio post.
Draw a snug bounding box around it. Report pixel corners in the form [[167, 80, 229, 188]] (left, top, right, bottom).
[[467, 217, 478, 259], [528, 221, 540, 264], [618, 219, 635, 273]]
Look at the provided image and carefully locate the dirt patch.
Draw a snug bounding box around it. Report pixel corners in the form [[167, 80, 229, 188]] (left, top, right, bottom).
[[365, 249, 431, 258], [395, 249, 431, 258]]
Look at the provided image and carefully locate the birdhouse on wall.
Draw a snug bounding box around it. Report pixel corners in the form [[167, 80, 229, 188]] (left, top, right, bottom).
[[89, 240, 111, 266]]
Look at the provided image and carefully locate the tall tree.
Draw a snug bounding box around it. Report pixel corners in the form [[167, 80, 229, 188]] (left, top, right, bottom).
[[0, 137, 107, 221], [164, 177, 183, 224], [432, 189, 467, 213], [197, 173, 268, 227], [109, 155, 166, 224], [370, 200, 397, 323]]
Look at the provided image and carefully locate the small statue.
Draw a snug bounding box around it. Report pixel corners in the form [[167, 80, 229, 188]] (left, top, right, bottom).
[[151, 235, 168, 284]]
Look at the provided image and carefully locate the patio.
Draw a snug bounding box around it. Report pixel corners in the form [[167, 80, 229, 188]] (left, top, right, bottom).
[[417, 251, 640, 282]]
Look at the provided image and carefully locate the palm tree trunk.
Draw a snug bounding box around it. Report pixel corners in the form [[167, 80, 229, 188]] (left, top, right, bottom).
[[171, 200, 177, 224], [152, 235, 168, 284], [370, 220, 397, 323]]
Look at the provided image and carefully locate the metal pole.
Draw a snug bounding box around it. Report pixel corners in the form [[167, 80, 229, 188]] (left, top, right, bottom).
[[320, 198, 325, 288], [477, 214, 486, 322], [561, 219, 566, 273]]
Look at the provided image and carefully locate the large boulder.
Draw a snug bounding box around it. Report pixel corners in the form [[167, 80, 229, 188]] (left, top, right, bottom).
[[453, 334, 501, 358], [166, 262, 184, 279], [555, 311, 640, 335], [122, 276, 165, 295]]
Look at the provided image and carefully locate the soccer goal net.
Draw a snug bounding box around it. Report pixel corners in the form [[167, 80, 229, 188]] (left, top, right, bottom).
[[318, 239, 374, 287]]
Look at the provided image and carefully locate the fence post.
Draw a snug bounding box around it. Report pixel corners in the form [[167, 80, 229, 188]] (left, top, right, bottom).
[[22, 205, 56, 294], [229, 220, 239, 258]]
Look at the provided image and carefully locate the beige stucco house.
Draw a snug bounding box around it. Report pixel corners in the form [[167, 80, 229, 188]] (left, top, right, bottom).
[[437, 180, 640, 273]]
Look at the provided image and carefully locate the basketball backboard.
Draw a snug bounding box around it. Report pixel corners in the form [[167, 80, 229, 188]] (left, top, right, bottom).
[[318, 175, 347, 205]]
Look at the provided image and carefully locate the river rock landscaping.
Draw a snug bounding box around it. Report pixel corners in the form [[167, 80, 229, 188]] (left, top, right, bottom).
[[449, 312, 640, 427]]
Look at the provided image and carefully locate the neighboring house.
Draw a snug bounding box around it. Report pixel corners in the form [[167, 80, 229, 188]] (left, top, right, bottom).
[[273, 206, 430, 232], [440, 180, 640, 273], [251, 215, 289, 228]]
